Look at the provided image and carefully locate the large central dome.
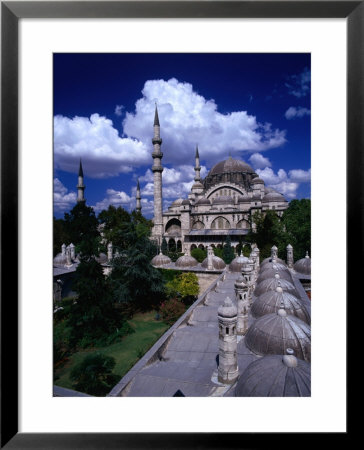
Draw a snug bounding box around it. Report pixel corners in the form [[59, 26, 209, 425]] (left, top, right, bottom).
[[209, 157, 254, 176], [203, 156, 256, 191]]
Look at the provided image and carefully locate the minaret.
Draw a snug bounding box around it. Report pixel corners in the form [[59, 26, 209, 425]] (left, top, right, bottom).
[[151, 105, 163, 244], [194, 145, 201, 182], [136, 178, 142, 213], [77, 159, 86, 203], [218, 297, 239, 384]]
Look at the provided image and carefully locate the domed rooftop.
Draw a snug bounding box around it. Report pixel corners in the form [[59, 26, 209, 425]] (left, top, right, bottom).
[[235, 349, 311, 397], [261, 256, 286, 266], [96, 253, 108, 264], [245, 308, 311, 362], [175, 254, 198, 268], [212, 195, 234, 205], [251, 177, 264, 185], [171, 198, 184, 207], [256, 267, 292, 284], [151, 252, 172, 267], [196, 197, 211, 206], [53, 253, 67, 266], [251, 287, 310, 323], [229, 255, 249, 272], [192, 181, 204, 190], [254, 275, 297, 296], [294, 252, 311, 275], [181, 199, 190, 206], [218, 296, 237, 318], [263, 191, 286, 202], [201, 255, 226, 270], [208, 157, 254, 176]]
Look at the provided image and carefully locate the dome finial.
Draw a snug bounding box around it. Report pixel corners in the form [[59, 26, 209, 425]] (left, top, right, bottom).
[[283, 348, 298, 368]]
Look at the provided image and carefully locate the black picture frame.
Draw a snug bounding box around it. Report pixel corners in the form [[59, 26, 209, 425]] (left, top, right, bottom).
[[1, 1, 357, 448]]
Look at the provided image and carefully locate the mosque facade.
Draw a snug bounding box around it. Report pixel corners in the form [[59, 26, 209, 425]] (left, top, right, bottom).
[[149, 107, 289, 253]]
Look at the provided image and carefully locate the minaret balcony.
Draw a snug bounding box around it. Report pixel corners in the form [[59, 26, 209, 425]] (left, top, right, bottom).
[[152, 165, 164, 172], [152, 137, 162, 145], [152, 151, 163, 159]]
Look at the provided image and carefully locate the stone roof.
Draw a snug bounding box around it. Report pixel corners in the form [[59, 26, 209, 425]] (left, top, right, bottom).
[[245, 308, 311, 362], [251, 287, 310, 323], [229, 255, 249, 272], [235, 350, 311, 397], [201, 255, 226, 270], [254, 276, 298, 296], [256, 268, 293, 284], [195, 197, 211, 206], [294, 253, 311, 275], [208, 157, 254, 176], [175, 254, 198, 268], [151, 252, 172, 267], [212, 195, 234, 205]]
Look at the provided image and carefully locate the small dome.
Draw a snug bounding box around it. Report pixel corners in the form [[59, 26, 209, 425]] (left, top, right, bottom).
[[96, 253, 108, 264], [181, 199, 191, 206], [196, 197, 211, 206], [218, 296, 237, 317], [245, 309, 311, 362], [175, 254, 198, 268], [254, 276, 297, 296], [229, 255, 249, 272], [171, 198, 184, 207], [201, 255, 226, 270], [212, 195, 234, 205], [235, 350, 311, 397], [263, 191, 286, 202], [53, 253, 67, 265], [192, 181, 204, 190], [252, 191, 261, 200], [261, 257, 286, 267], [234, 275, 248, 289], [251, 287, 310, 323], [251, 177, 264, 185], [256, 268, 292, 284], [294, 252, 311, 275], [151, 252, 172, 267]]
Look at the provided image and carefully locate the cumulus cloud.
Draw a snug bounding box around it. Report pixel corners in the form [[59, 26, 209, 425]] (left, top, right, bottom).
[[92, 189, 133, 212], [285, 106, 310, 120], [257, 167, 310, 199], [249, 153, 272, 169], [114, 105, 124, 116], [54, 114, 150, 178], [285, 68, 310, 98], [53, 178, 77, 212]]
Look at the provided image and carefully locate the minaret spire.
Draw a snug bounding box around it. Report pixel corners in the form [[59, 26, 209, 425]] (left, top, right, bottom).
[[151, 105, 164, 244], [194, 145, 201, 182], [136, 178, 142, 213], [77, 159, 86, 203]]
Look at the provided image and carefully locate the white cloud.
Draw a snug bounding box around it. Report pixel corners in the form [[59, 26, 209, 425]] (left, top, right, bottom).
[[289, 168, 311, 183], [92, 189, 133, 212], [256, 167, 310, 199], [249, 153, 272, 169], [54, 114, 150, 178], [285, 68, 310, 98], [53, 178, 77, 212], [285, 106, 311, 120], [114, 105, 124, 116]]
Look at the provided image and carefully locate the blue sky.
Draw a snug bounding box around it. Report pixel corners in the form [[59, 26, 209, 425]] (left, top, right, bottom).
[[53, 53, 311, 218]]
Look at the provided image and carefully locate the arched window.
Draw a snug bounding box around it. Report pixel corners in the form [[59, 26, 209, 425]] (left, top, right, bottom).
[[211, 216, 231, 230]]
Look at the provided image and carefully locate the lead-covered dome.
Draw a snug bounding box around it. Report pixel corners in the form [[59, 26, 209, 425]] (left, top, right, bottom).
[[245, 308, 311, 362], [208, 157, 254, 176], [256, 267, 292, 284], [251, 286, 310, 323], [229, 255, 249, 272], [294, 252, 311, 275], [53, 253, 67, 266], [254, 275, 297, 296], [201, 255, 226, 270], [263, 191, 286, 202], [235, 349, 311, 397], [151, 251, 172, 267], [196, 197, 211, 206], [175, 254, 198, 268]]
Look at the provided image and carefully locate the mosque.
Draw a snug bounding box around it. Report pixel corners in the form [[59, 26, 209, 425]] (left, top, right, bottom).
[[147, 106, 289, 253]]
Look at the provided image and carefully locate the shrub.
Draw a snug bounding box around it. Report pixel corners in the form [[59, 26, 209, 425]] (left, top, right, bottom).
[[213, 247, 224, 259], [191, 247, 207, 263], [165, 272, 199, 304], [70, 353, 120, 396], [159, 298, 186, 325]]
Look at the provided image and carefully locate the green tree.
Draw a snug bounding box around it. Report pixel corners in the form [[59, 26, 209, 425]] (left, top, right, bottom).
[[191, 247, 207, 263], [222, 235, 235, 264], [64, 202, 100, 258], [213, 247, 224, 259], [246, 210, 286, 260], [70, 353, 120, 396], [165, 272, 200, 305], [53, 217, 71, 257], [161, 237, 168, 255], [282, 199, 311, 260], [109, 222, 164, 312]]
